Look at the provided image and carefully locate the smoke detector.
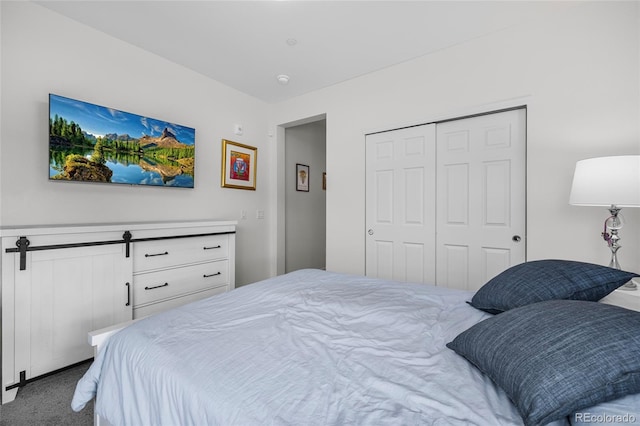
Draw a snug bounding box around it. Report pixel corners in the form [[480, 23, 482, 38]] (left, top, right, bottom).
[[277, 74, 290, 85]]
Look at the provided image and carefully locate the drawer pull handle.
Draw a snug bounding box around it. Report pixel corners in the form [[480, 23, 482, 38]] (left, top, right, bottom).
[[203, 245, 222, 250], [203, 272, 222, 278], [145, 283, 169, 290], [145, 251, 169, 258]]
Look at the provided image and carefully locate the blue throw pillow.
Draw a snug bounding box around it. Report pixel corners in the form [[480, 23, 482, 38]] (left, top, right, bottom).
[[469, 260, 638, 314], [447, 300, 640, 426]]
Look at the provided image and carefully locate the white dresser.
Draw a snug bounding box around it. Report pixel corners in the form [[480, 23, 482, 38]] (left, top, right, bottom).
[[0, 220, 236, 404]]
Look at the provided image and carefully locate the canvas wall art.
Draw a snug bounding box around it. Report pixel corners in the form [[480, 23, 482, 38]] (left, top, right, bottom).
[[49, 94, 195, 188]]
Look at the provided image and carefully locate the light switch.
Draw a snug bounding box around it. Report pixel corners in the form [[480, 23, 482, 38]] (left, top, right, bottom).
[[234, 124, 243, 136]]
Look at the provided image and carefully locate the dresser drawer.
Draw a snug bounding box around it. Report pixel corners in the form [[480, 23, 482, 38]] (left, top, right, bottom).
[[133, 260, 229, 306], [133, 285, 228, 319], [133, 234, 229, 272]]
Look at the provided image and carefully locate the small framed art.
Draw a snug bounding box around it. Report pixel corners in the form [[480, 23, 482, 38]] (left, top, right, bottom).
[[221, 139, 257, 190], [296, 164, 309, 192]]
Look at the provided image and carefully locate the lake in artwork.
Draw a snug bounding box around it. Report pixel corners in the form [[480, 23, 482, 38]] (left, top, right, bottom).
[[49, 94, 195, 188]]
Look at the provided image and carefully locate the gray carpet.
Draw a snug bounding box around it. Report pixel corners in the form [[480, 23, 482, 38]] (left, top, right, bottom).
[[0, 361, 93, 426]]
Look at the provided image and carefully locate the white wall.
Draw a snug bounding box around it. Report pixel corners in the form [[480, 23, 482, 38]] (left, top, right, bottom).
[[3, 2, 639, 286], [285, 120, 326, 272], [0, 2, 271, 286], [269, 2, 640, 277], [0, 1, 3, 235]]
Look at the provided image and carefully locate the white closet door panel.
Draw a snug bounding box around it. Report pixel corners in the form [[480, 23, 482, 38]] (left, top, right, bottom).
[[443, 130, 470, 153], [482, 247, 511, 284], [375, 170, 394, 224], [441, 244, 470, 290], [443, 163, 469, 225], [403, 242, 425, 284], [484, 160, 511, 226], [375, 139, 394, 160], [366, 124, 436, 284], [436, 109, 526, 291], [404, 167, 424, 224], [371, 240, 394, 280]]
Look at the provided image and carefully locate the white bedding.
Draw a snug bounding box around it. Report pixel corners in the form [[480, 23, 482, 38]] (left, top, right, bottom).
[[71, 269, 564, 425]]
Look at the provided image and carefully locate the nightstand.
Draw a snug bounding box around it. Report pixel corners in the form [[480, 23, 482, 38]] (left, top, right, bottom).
[[600, 279, 640, 312]]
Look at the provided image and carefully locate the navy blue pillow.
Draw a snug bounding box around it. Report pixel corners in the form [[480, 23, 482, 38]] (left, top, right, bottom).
[[469, 260, 638, 314], [447, 300, 640, 426]]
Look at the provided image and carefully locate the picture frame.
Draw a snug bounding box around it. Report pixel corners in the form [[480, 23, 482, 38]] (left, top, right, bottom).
[[221, 139, 257, 190], [296, 163, 309, 192], [49, 94, 196, 188]]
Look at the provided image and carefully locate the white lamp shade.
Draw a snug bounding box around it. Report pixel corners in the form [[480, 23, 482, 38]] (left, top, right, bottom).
[[569, 155, 640, 207]]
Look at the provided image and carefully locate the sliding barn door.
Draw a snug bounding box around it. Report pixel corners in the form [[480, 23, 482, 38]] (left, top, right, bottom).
[[436, 109, 526, 291], [365, 124, 436, 284], [13, 244, 132, 379]]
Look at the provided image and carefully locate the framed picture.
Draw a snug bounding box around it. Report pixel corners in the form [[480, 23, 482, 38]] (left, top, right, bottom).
[[49, 94, 195, 188], [221, 139, 257, 190], [296, 164, 309, 192]]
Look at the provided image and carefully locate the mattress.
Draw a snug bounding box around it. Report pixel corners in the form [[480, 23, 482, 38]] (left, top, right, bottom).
[[71, 269, 564, 425]]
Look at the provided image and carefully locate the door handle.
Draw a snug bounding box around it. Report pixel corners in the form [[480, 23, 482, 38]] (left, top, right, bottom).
[[512, 235, 522, 242], [368, 229, 374, 236]]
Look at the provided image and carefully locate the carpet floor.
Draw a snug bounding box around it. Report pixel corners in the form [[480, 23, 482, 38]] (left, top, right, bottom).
[[0, 361, 93, 426]]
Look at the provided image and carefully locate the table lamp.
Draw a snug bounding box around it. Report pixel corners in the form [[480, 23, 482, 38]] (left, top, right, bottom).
[[569, 155, 640, 290]]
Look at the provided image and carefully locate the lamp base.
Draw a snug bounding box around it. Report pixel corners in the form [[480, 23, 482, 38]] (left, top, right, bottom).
[[603, 205, 636, 291]]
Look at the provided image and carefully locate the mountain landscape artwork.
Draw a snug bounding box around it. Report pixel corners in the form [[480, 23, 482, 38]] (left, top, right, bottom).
[[49, 94, 195, 188]]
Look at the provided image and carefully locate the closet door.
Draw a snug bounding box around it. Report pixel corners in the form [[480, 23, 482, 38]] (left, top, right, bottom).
[[365, 124, 436, 284], [436, 109, 526, 291]]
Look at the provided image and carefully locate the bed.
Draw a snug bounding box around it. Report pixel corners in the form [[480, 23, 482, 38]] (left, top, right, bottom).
[[71, 263, 640, 426]]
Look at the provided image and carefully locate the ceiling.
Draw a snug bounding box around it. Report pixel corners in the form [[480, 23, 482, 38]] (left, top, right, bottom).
[[37, 1, 577, 104]]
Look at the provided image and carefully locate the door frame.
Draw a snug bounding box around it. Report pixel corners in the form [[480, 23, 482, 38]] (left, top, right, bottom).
[[274, 113, 327, 276]]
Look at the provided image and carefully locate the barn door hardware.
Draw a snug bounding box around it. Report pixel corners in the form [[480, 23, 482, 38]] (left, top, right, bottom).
[[5, 232, 134, 271]]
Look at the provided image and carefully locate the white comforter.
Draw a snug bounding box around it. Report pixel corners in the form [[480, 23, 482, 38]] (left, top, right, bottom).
[[72, 269, 537, 425]]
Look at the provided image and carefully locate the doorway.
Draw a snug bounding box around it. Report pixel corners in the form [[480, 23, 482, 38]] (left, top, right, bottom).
[[283, 119, 327, 273]]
